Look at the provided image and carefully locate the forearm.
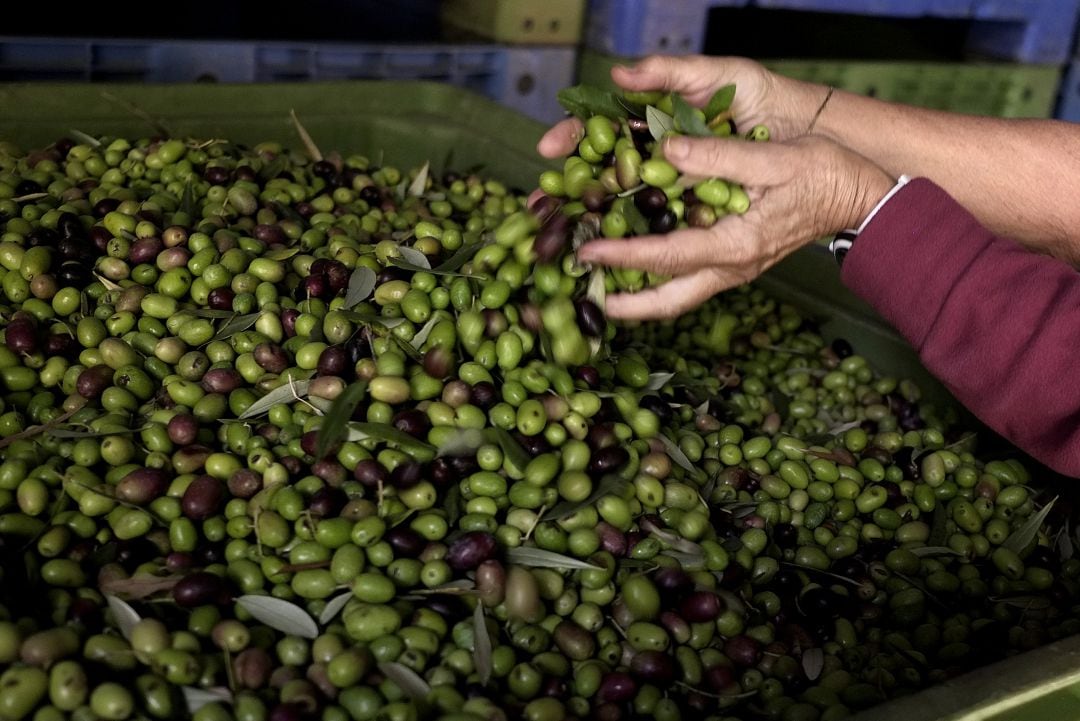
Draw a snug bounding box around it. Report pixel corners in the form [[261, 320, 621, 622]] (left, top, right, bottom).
[[841, 178, 1080, 477], [803, 84, 1080, 264]]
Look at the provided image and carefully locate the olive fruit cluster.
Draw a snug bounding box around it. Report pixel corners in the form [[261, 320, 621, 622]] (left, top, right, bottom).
[[0, 124, 1075, 721]]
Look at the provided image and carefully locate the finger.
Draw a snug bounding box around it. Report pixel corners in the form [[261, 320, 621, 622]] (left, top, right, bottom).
[[605, 269, 730, 321], [577, 227, 735, 276], [612, 55, 735, 104], [537, 118, 584, 158], [662, 135, 792, 187], [526, 189, 546, 209]]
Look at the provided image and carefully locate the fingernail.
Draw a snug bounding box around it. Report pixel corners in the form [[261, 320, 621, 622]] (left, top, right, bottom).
[[664, 136, 688, 160], [615, 64, 639, 74]]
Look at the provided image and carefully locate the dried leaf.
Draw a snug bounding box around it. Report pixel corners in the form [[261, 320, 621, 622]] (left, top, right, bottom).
[[94, 273, 123, 291], [646, 105, 675, 141], [99, 574, 181, 599], [557, 85, 637, 120], [237, 595, 318, 639], [378, 662, 431, 702], [69, 129, 102, 148], [672, 94, 712, 137], [656, 434, 694, 472], [1004, 496, 1057, 555], [472, 603, 493, 685], [319, 593, 352, 625], [505, 547, 602, 570], [239, 380, 312, 419], [105, 595, 141, 640], [344, 267, 377, 309], [408, 161, 430, 198], [182, 687, 234, 713], [802, 648, 824, 681], [315, 381, 367, 459], [290, 109, 322, 162]]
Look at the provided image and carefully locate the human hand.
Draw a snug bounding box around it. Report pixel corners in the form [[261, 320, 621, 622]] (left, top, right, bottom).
[[576, 134, 895, 320], [537, 55, 826, 160]]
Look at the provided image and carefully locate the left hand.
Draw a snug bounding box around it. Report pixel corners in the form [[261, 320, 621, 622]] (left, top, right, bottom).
[[575, 134, 896, 320]]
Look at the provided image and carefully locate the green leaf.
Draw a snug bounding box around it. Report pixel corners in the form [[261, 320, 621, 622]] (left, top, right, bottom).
[[434, 241, 486, 273], [410, 316, 441, 350], [646, 106, 675, 141], [182, 687, 234, 714], [1004, 496, 1057, 555], [344, 267, 377, 309], [179, 177, 196, 219], [656, 434, 694, 472], [315, 381, 368, 460], [190, 309, 244, 319], [319, 593, 352, 625], [505, 547, 602, 570], [344, 422, 436, 461], [672, 94, 713, 137], [408, 161, 430, 198], [258, 155, 289, 183], [263, 247, 299, 261], [557, 85, 634, 120], [547, 475, 628, 522], [645, 372, 675, 391], [105, 595, 141, 641], [239, 379, 312, 419], [237, 594, 318, 639], [378, 662, 431, 703], [615, 196, 649, 236], [436, 428, 487, 457], [69, 129, 102, 148], [472, 603, 493, 686], [47, 425, 146, 439], [396, 246, 431, 270], [704, 84, 737, 122], [211, 313, 261, 342], [491, 428, 530, 474], [910, 546, 965, 558]]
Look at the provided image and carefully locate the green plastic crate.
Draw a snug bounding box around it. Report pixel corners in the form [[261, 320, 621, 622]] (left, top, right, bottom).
[[579, 49, 1062, 118], [1, 80, 1075, 720], [440, 0, 586, 44]]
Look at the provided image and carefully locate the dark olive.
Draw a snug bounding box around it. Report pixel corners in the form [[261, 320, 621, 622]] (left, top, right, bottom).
[[116, 467, 171, 505], [317, 345, 347, 376], [533, 212, 571, 263], [596, 671, 636, 704], [384, 526, 426, 558], [76, 364, 114, 399], [630, 649, 675, 684], [353, 459, 388, 488], [575, 299, 606, 338], [649, 210, 677, 234], [725, 635, 762, 667], [201, 368, 243, 394], [172, 571, 229, 607], [5, 316, 38, 355], [446, 531, 497, 571], [254, 343, 290, 374], [207, 287, 235, 311], [167, 413, 199, 446], [389, 460, 423, 489], [470, 381, 497, 410], [181, 475, 225, 521], [588, 446, 628, 476], [392, 410, 430, 439], [634, 187, 668, 217], [307, 487, 347, 518], [680, 591, 724, 622]]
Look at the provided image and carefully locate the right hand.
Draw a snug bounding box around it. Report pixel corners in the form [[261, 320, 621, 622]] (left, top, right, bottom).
[[537, 55, 827, 159]]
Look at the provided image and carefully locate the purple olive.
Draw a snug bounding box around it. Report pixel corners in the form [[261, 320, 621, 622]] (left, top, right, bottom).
[[207, 287, 235, 311], [181, 475, 225, 521], [167, 413, 199, 446], [307, 487, 347, 518], [253, 223, 286, 244], [353, 459, 388, 488], [392, 410, 430, 439], [254, 343, 290, 373], [128, 237, 164, 265], [596, 671, 637, 704], [575, 299, 606, 338], [422, 345, 453, 379], [5, 316, 38, 355], [317, 345, 347, 376], [588, 446, 628, 475], [553, 620, 596, 661], [234, 647, 273, 689], [705, 664, 738, 692], [725, 635, 762, 667], [172, 571, 229, 607], [201, 368, 243, 394], [630, 650, 675, 684], [384, 526, 427, 558], [389, 461, 423, 489], [680, 591, 724, 622], [446, 531, 497, 571], [533, 212, 571, 263], [76, 364, 113, 399], [311, 459, 346, 487], [115, 467, 171, 505]]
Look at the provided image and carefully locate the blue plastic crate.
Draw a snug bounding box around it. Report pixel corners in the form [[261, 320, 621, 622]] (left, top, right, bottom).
[[1055, 58, 1080, 121], [0, 37, 575, 124], [583, 0, 1080, 63]]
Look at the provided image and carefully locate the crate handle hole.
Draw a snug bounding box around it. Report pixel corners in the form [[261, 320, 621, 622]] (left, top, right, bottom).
[[517, 73, 536, 96], [196, 73, 219, 83], [549, 19, 560, 32], [523, 18, 535, 32], [659, 37, 669, 49]]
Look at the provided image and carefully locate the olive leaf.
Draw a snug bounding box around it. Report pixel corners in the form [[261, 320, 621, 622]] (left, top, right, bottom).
[[472, 603, 493, 686], [704, 84, 737, 123], [656, 434, 694, 472], [615, 196, 650, 236], [378, 662, 431, 702], [408, 161, 430, 198], [557, 85, 633, 120], [641, 517, 704, 555], [395, 246, 433, 271], [319, 593, 353, 625], [344, 267, 377, 309], [69, 128, 102, 148], [659, 550, 705, 569], [239, 380, 312, 419], [988, 594, 1053, 610], [505, 547, 602, 570], [47, 425, 147, 439], [263, 247, 300, 261], [182, 687, 234, 713], [290, 109, 323, 162], [436, 428, 487, 457], [94, 273, 123, 292], [672, 94, 712, 137], [1060, 519, 1074, 561], [236, 595, 319, 639], [646, 105, 675, 142], [491, 428, 530, 475], [547, 476, 628, 522], [585, 268, 607, 359], [801, 648, 824, 681], [389, 334, 423, 363], [344, 422, 436, 462], [314, 381, 368, 460], [435, 241, 486, 273], [211, 313, 261, 342], [190, 309, 244, 319], [410, 316, 442, 350], [99, 574, 182, 599], [910, 546, 964, 558], [1003, 496, 1057, 555], [105, 594, 141, 641], [645, 372, 676, 392]]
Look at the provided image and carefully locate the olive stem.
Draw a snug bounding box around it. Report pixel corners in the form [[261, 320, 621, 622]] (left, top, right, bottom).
[[0, 406, 80, 449]]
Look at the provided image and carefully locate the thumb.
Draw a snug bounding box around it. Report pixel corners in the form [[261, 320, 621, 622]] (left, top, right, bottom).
[[662, 135, 790, 187]]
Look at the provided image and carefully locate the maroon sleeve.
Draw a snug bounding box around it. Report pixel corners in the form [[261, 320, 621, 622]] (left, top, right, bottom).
[[841, 177, 1080, 477]]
